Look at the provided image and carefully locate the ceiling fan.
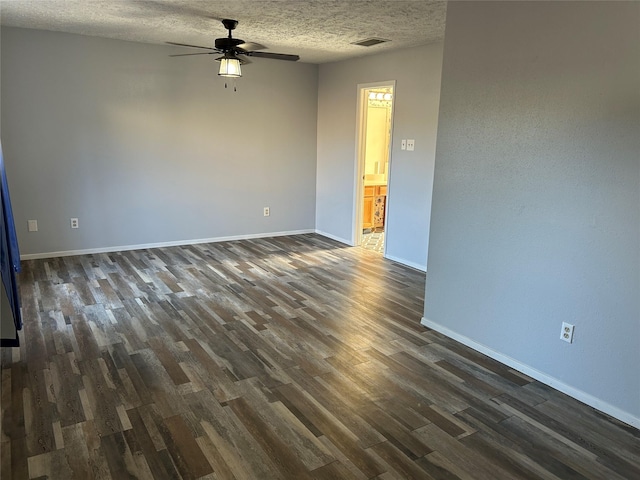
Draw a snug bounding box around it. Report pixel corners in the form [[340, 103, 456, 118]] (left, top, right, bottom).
[[167, 19, 300, 78]]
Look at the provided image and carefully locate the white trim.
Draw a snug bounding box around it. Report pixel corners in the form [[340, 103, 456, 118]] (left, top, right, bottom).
[[353, 80, 397, 248], [314, 230, 353, 246], [420, 317, 640, 429], [384, 254, 426, 272], [20, 229, 315, 260], [353, 84, 367, 246]]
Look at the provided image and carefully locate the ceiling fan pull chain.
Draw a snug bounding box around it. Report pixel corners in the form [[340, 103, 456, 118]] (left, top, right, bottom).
[[223, 80, 237, 92]]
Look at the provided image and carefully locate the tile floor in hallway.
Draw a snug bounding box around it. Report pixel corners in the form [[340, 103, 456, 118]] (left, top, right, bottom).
[[361, 229, 384, 254]]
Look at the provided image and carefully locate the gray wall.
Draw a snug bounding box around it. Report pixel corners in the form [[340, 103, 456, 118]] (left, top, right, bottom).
[[317, 43, 443, 270], [424, 1, 640, 426], [1, 27, 318, 257]]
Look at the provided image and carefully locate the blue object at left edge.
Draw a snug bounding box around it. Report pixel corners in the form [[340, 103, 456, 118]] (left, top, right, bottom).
[[1, 141, 23, 331]]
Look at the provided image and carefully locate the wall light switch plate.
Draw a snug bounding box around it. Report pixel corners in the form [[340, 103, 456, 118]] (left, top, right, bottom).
[[401, 139, 407, 150], [28, 220, 38, 232], [407, 139, 415, 151]]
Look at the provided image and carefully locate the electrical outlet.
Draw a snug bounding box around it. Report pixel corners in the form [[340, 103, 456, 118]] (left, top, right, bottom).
[[263, 207, 270, 217], [407, 139, 415, 151], [28, 220, 38, 232], [560, 322, 575, 343], [401, 139, 407, 150], [70, 218, 79, 229]]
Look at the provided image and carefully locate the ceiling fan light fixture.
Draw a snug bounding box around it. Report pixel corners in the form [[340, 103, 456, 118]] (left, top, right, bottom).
[[217, 53, 242, 78]]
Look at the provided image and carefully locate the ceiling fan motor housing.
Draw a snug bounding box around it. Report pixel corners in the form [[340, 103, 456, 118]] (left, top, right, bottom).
[[215, 37, 245, 51]]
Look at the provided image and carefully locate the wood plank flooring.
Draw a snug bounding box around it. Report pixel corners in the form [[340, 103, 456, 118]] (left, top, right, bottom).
[[1, 233, 638, 479]]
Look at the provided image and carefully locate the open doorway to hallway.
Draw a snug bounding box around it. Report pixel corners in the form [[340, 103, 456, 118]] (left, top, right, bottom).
[[355, 82, 395, 254]]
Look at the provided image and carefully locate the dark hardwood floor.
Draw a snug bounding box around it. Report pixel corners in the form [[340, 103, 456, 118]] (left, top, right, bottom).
[[1, 233, 638, 479]]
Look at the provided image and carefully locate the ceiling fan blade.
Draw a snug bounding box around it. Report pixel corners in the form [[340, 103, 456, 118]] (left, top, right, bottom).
[[236, 42, 266, 52], [166, 41, 215, 51], [248, 52, 300, 62], [169, 52, 217, 57]]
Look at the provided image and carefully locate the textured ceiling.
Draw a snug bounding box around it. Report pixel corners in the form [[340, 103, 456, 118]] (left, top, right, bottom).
[[0, 0, 447, 63]]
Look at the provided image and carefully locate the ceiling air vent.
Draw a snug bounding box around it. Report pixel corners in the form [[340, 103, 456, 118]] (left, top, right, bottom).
[[351, 38, 390, 47]]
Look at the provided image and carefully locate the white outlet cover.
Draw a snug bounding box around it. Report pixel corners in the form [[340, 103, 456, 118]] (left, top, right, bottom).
[[28, 220, 38, 232], [560, 322, 575, 343]]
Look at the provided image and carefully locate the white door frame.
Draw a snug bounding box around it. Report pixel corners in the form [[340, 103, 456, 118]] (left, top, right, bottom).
[[353, 80, 397, 252]]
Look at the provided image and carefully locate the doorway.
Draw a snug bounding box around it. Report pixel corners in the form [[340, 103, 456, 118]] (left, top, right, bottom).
[[355, 82, 395, 254]]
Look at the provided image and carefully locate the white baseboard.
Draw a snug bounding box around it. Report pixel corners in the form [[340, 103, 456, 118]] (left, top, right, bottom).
[[314, 231, 427, 272], [384, 254, 426, 272], [20, 229, 315, 260], [314, 230, 353, 246], [421, 317, 640, 430]]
